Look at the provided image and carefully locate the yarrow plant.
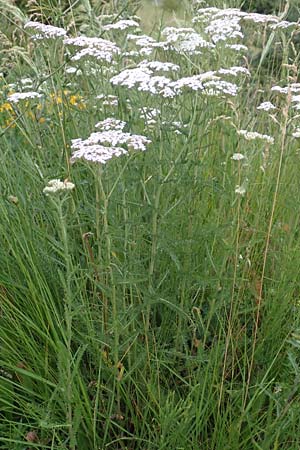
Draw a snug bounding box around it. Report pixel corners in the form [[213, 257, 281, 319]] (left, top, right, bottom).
[[237, 129, 274, 144], [24, 21, 67, 40], [8, 91, 43, 103], [43, 179, 75, 195], [70, 117, 151, 164], [2, 3, 300, 450]]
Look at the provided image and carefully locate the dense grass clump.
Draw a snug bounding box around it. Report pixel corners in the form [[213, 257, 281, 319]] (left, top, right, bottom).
[[1, 1, 300, 449]]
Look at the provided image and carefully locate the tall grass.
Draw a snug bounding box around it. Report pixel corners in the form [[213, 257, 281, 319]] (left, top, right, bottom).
[[1, 1, 300, 449]]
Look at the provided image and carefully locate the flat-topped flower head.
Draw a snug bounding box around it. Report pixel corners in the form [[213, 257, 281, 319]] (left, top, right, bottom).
[[292, 128, 300, 138], [161, 26, 214, 53], [241, 12, 278, 24], [237, 129, 274, 144], [203, 80, 238, 96], [139, 107, 160, 126], [204, 15, 244, 43], [96, 94, 119, 106], [231, 153, 245, 161], [269, 20, 298, 31], [24, 21, 67, 40], [257, 101, 276, 112], [225, 44, 248, 52], [8, 91, 42, 103], [110, 67, 173, 96], [64, 36, 120, 63], [71, 118, 151, 164], [271, 84, 300, 95], [43, 179, 75, 195], [235, 184, 246, 195], [127, 33, 170, 56], [217, 66, 250, 77], [95, 118, 126, 131], [138, 60, 180, 73], [103, 19, 140, 31]]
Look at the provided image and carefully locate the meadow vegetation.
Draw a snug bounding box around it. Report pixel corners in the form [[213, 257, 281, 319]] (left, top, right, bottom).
[[1, 0, 300, 449]]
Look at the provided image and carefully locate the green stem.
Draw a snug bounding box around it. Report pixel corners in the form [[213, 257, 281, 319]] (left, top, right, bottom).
[[57, 199, 74, 450]]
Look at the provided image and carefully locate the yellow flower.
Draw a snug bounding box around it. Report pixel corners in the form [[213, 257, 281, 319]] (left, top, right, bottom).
[[38, 117, 46, 124], [69, 95, 78, 106], [0, 102, 13, 113]]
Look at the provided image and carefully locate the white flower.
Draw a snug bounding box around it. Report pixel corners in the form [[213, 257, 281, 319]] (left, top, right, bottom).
[[139, 107, 160, 126], [257, 101, 276, 111], [161, 26, 214, 53], [70, 118, 151, 164], [237, 129, 274, 144], [203, 80, 238, 96], [96, 94, 119, 106], [138, 60, 180, 73], [204, 15, 244, 43], [217, 66, 250, 77], [103, 19, 140, 31], [271, 84, 300, 94], [70, 47, 118, 63], [169, 71, 217, 93], [231, 153, 245, 160], [224, 44, 248, 52], [64, 36, 120, 63], [110, 67, 173, 96], [235, 184, 246, 195], [8, 91, 42, 103], [292, 128, 300, 138], [24, 21, 67, 40], [71, 144, 128, 164], [43, 179, 75, 195], [242, 12, 278, 24], [269, 20, 298, 30], [20, 78, 33, 85], [95, 118, 126, 131]]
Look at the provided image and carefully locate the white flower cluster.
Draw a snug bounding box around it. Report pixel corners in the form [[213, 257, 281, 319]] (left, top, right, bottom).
[[96, 94, 119, 106], [103, 19, 140, 31], [64, 36, 120, 63], [237, 129, 274, 144], [291, 95, 300, 110], [257, 101, 276, 112], [204, 15, 244, 43], [139, 107, 161, 126], [202, 80, 238, 96], [269, 20, 298, 31], [8, 91, 42, 103], [43, 179, 75, 195], [225, 44, 248, 52], [217, 66, 250, 77], [271, 84, 300, 95], [70, 118, 151, 164], [110, 67, 173, 96], [138, 60, 180, 73], [127, 34, 169, 56], [231, 153, 245, 161], [292, 128, 300, 138], [170, 72, 238, 96], [162, 120, 189, 135], [242, 12, 278, 24], [111, 66, 239, 98], [193, 7, 279, 46], [161, 27, 214, 54], [95, 118, 126, 131], [24, 21, 67, 40], [235, 184, 246, 195]]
